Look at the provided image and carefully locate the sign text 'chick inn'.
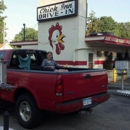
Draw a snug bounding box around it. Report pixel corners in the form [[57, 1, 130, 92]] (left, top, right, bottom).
[[37, 0, 78, 21]]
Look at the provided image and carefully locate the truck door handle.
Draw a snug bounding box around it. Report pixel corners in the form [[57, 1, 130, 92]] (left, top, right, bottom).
[[85, 74, 91, 79]]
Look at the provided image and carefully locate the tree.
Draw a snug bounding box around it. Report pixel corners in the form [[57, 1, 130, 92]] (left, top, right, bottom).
[[13, 28, 38, 41], [117, 22, 130, 38], [0, 0, 7, 44], [86, 11, 130, 39], [0, 22, 3, 43], [86, 11, 118, 36], [0, 0, 6, 14], [99, 16, 117, 33], [86, 11, 101, 36]]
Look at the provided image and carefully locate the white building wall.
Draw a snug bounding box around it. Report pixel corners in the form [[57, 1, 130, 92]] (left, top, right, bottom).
[[91, 46, 130, 68], [38, 0, 88, 66], [21, 45, 38, 50], [37, 0, 130, 69], [38, 18, 79, 61]]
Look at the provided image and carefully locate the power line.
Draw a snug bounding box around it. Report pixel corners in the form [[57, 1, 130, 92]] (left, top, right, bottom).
[[32, 23, 38, 29]]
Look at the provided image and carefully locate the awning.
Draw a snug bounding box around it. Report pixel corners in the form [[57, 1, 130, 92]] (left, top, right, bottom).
[[10, 41, 38, 47], [85, 35, 130, 47]]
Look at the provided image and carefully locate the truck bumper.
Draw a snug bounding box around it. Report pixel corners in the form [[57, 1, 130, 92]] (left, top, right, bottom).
[[55, 93, 110, 114]]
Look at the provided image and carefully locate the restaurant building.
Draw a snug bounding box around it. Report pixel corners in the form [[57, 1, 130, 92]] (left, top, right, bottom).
[[11, 0, 130, 70]]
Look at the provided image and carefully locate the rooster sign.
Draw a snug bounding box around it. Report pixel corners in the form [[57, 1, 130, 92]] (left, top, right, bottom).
[[48, 23, 65, 55]]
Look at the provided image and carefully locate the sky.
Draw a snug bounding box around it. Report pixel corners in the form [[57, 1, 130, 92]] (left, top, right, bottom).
[[3, 0, 37, 42], [3, 0, 130, 42]]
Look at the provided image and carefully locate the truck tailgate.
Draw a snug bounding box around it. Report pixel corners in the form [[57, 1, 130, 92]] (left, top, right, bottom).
[[62, 70, 108, 101]]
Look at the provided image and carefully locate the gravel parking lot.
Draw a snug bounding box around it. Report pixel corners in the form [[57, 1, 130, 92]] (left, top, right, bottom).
[[0, 88, 130, 130]]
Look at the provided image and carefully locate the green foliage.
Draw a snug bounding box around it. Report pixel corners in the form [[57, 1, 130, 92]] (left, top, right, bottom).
[[0, 0, 6, 14], [117, 22, 130, 38], [86, 11, 130, 39], [0, 32, 3, 43], [100, 16, 117, 32], [11, 45, 18, 49], [103, 52, 113, 70], [86, 11, 101, 35], [0, 0, 7, 44], [13, 28, 38, 41]]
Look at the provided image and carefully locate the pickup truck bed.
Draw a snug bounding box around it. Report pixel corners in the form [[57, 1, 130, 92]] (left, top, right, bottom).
[[0, 49, 110, 129]]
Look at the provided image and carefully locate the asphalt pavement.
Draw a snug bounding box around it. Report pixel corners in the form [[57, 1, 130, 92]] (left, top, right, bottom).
[[108, 78, 130, 90]]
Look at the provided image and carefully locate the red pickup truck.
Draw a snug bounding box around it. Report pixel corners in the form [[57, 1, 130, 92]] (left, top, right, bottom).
[[0, 49, 110, 129]]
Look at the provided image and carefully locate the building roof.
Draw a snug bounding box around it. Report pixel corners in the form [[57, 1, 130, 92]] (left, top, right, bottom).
[[85, 35, 130, 47], [10, 41, 38, 47]]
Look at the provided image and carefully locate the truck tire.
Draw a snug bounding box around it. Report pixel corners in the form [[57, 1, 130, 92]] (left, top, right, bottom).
[[16, 93, 43, 129]]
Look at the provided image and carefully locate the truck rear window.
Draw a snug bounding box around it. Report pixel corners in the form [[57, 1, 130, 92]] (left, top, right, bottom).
[[0, 51, 6, 59], [9, 50, 47, 70]]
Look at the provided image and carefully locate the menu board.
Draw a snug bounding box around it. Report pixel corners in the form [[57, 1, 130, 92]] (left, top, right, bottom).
[[115, 61, 130, 70]]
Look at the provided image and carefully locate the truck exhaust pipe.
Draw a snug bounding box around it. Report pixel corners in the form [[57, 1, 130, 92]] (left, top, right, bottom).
[[87, 108, 93, 113], [79, 108, 93, 113]]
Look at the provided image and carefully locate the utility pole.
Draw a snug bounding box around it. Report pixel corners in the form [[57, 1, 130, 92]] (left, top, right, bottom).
[[23, 23, 26, 41]]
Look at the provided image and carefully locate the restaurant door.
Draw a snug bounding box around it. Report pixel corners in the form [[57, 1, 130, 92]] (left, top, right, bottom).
[[88, 53, 94, 68]]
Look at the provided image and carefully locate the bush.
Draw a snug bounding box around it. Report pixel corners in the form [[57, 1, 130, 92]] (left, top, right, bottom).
[[103, 52, 113, 70]]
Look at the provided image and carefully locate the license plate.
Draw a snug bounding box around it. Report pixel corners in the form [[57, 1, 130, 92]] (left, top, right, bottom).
[[83, 97, 92, 106]]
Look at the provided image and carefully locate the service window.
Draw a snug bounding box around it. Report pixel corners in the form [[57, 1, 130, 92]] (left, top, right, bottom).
[[97, 51, 104, 57]]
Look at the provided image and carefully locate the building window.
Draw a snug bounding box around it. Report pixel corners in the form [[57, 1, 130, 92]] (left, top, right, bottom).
[[104, 51, 109, 57], [97, 51, 109, 57], [116, 53, 123, 60], [97, 51, 104, 57]]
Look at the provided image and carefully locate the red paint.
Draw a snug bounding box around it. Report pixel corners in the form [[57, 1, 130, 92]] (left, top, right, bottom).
[[86, 35, 130, 47], [56, 60, 74, 65], [94, 60, 114, 65], [55, 93, 110, 114], [0, 49, 109, 115], [55, 60, 87, 66], [94, 60, 104, 65], [48, 23, 65, 55], [75, 61, 87, 65]]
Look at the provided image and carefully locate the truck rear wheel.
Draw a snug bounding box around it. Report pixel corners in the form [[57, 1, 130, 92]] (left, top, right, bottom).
[[16, 93, 43, 129]]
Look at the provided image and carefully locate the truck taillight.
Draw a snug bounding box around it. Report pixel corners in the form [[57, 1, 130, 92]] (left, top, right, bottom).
[[55, 79, 64, 96]]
